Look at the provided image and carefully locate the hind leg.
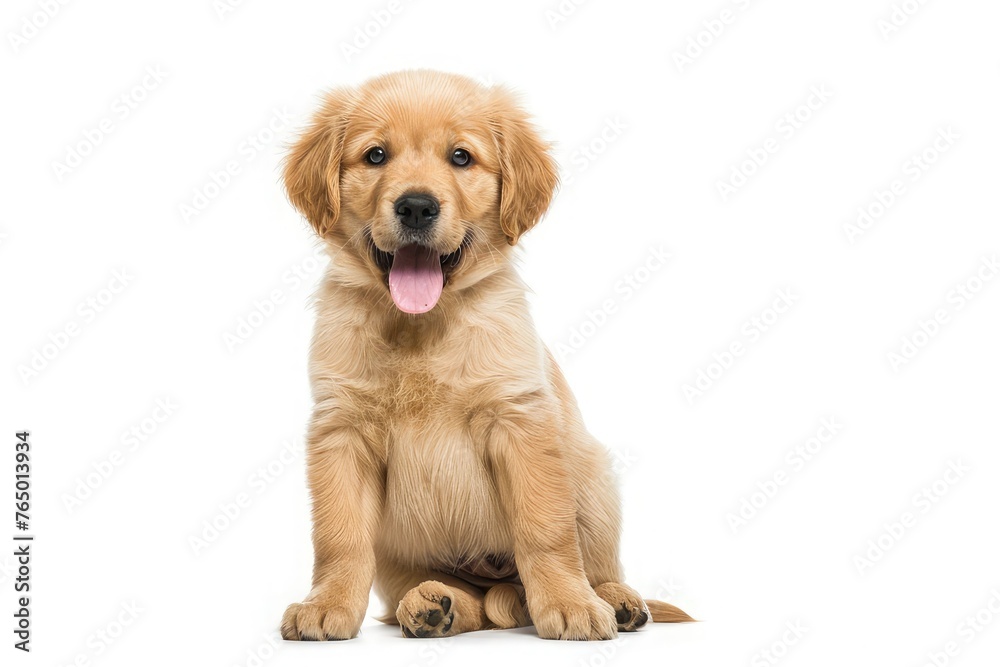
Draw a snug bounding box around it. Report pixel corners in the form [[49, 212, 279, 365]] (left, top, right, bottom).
[[483, 583, 531, 629], [574, 439, 650, 632], [374, 557, 489, 637], [594, 582, 650, 631], [396, 580, 486, 638]]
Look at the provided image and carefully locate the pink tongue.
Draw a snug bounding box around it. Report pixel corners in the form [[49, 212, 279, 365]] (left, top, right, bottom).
[[388, 245, 443, 314]]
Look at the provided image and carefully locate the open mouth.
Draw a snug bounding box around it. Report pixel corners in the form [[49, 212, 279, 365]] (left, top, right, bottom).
[[368, 234, 469, 314]]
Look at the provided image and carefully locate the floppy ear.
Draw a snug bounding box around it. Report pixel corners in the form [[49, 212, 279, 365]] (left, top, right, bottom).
[[490, 89, 559, 245], [282, 89, 352, 237]]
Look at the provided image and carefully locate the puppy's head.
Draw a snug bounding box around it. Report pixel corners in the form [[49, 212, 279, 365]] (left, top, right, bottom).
[[283, 70, 558, 314]]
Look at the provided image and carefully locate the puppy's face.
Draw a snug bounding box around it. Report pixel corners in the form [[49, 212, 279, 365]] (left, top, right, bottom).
[[284, 71, 558, 314]]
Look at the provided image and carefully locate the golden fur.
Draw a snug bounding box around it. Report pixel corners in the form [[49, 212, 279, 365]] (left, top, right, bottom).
[[279, 70, 691, 641]]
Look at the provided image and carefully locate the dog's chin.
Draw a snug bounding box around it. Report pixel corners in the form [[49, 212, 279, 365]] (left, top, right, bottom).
[[366, 232, 470, 315]]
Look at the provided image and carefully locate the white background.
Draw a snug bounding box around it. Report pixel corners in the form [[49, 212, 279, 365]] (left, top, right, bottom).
[[2, 0, 999, 665]]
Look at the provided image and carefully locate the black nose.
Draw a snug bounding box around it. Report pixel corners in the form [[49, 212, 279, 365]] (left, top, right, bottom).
[[395, 194, 439, 230]]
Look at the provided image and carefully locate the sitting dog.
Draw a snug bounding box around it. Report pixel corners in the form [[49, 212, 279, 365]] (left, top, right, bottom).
[[279, 70, 691, 640]]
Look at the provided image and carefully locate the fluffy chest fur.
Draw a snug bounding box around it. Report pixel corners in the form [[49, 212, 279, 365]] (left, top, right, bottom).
[[310, 278, 546, 570], [371, 347, 515, 570]]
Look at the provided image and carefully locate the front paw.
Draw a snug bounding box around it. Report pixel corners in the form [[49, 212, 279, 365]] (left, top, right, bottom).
[[281, 601, 362, 641], [531, 590, 618, 640]]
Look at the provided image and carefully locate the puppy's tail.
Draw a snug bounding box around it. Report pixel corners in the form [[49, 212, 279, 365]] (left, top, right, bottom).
[[644, 599, 696, 623]]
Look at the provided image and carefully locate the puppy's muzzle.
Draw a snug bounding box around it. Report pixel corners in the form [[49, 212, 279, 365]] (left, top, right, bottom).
[[395, 193, 439, 231]]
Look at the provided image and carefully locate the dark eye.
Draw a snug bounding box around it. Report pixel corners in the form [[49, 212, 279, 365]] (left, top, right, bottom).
[[451, 148, 471, 167], [366, 147, 387, 165]]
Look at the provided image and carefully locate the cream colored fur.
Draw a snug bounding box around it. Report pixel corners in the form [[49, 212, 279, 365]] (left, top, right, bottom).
[[279, 70, 692, 641]]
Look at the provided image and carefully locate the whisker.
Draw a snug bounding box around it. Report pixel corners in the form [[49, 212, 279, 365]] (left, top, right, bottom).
[[461, 223, 510, 271], [325, 222, 373, 266]]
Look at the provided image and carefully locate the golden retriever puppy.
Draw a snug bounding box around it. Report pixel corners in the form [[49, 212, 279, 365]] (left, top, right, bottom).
[[279, 70, 691, 641]]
